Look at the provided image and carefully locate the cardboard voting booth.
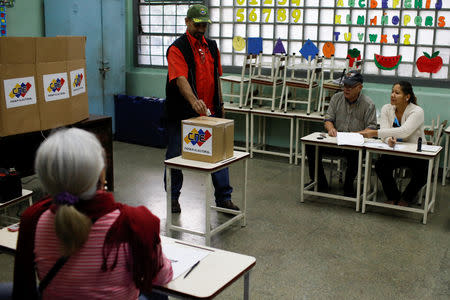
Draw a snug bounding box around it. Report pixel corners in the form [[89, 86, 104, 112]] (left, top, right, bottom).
[[182, 116, 234, 163], [0, 36, 88, 137]]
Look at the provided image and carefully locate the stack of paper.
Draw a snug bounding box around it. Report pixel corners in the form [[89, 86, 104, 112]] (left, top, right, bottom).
[[336, 132, 364, 146]]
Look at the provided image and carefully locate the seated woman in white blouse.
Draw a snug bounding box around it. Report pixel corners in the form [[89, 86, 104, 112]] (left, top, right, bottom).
[[359, 81, 427, 206]]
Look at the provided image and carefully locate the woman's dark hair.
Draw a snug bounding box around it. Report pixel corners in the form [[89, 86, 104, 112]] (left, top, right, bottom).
[[393, 81, 417, 105]]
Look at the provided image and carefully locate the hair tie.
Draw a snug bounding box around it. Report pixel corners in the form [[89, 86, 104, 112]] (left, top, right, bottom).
[[54, 192, 79, 206]]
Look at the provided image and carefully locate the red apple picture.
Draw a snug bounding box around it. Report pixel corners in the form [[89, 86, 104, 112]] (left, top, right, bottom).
[[416, 51, 443, 73]]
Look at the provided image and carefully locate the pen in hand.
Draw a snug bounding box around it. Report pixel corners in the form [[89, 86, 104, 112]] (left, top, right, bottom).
[[184, 260, 200, 279]]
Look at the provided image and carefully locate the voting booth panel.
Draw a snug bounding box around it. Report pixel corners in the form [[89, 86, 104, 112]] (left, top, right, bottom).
[[0, 37, 88, 137]]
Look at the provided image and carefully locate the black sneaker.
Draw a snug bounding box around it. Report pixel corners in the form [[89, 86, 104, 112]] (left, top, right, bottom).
[[216, 200, 240, 211], [171, 200, 181, 213]]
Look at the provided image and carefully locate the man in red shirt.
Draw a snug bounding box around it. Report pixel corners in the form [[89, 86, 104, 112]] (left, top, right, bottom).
[[164, 4, 239, 213]]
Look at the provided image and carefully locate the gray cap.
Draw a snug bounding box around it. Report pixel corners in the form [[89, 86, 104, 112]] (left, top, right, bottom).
[[343, 70, 363, 86]]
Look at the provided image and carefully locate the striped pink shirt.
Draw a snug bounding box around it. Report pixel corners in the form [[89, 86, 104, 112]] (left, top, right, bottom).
[[35, 209, 172, 299]]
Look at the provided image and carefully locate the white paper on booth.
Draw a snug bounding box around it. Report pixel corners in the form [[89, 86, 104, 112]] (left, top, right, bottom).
[[161, 239, 212, 280], [336, 132, 364, 146]]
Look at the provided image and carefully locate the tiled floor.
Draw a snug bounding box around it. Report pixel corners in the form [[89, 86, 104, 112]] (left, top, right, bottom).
[[1, 141, 449, 299]]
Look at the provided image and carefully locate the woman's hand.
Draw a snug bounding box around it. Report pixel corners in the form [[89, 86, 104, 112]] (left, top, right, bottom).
[[358, 129, 378, 138], [387, 137, 397, 148]]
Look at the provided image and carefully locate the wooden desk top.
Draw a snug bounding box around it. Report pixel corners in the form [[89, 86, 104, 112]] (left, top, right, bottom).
[[301, 132, 442, 159], [0, 230, 256, 299], [157, 237, 256, 299], [301, 132, 364, 150], [165, 151, 249, 172]]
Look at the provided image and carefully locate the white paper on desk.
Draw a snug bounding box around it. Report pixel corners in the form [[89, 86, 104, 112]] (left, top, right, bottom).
[[363, 140, 406, 150], [336, 132, 364, 146], [161, 239, 212, 280], [421, 145, 440, 153]]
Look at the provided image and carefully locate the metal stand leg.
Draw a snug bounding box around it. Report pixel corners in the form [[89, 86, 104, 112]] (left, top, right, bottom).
[[245, 112, 249, 152], [250, 113, 254, 158], [356, 150, 362, 212], [289, 117, 294, 164], [431, 156, 440, 213], [166, 167, 173, 237], [244, 271, 251, 300], [242, 159, 248, 227], [314, 146, 319, 192], [205, 174, 212, 246], [300, 143, 306, 202], [362, 151, 371, 214], [422, 159, 434, 225], [443, 134, 449, 186]]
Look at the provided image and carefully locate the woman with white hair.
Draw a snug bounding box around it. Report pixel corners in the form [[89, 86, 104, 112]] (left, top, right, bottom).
[[11, 128, 172, 299]]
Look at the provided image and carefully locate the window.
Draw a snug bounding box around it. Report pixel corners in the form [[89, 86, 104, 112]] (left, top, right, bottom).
[[135, 0, 203, 67], [135, 0, 450, 83]]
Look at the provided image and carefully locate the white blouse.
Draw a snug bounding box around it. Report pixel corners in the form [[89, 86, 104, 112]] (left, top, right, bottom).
[[378, 103, 426, 144]]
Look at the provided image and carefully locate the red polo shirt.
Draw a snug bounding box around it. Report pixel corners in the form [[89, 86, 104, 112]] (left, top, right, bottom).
[[167, 30, 222, 115]]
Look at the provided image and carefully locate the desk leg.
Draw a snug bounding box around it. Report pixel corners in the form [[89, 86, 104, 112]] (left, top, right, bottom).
[[300, 143, 306, 203], [443, 135, 449, 186], [244, 270, 251, 300], [262, 117, 266, 150], [289, 117, 294, 164], [362, 151, 371, 214], [242, 159, 248, 227], [356, 149, 362, 212], [166, 167, 173, 237], [295, 118, 299, 165], [422, 159, 434, 225], [431, 155, 440, 213], [245, 112, 249, 152], [250, 113, 254, 158], [314, 146, 319, 192], [205, 174, 212, 246]]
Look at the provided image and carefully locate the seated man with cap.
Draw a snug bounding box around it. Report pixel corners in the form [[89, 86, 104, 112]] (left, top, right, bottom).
[[305, 70, 377, 197]]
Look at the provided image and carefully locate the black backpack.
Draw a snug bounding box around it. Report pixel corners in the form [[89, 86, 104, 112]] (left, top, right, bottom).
[[0, 168, 22, 203]]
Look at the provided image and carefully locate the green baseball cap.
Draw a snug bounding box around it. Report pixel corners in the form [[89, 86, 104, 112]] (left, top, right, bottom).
[[187, 4, 212, 24]]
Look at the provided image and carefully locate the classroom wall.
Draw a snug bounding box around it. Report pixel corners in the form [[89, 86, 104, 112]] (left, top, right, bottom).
[[125, 1, 449, 148], [4, 0, 44, 37]]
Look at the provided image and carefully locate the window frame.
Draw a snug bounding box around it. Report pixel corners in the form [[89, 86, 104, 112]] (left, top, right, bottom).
[[134, 0, 450, 87]]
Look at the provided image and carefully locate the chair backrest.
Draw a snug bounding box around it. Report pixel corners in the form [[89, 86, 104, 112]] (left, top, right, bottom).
[[253, 53, 286, 83], [424, 115, 447, 146], [286, 53, 319, 82], [241, 54, 258, 80], [322, 55, 347, 81]]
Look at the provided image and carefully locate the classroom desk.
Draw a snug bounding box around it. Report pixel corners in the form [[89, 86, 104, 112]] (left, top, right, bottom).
[[165, 151, 249, 246], [0, 230, 256, 300], [249, 107, 296, 163], [362, 142, 442, 224], [224, 103, 250, 152], [442, 126, 450, 186], [293, 111, 324, 165], [300, 132, 363, 211], [0, 189, 33, 227]]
